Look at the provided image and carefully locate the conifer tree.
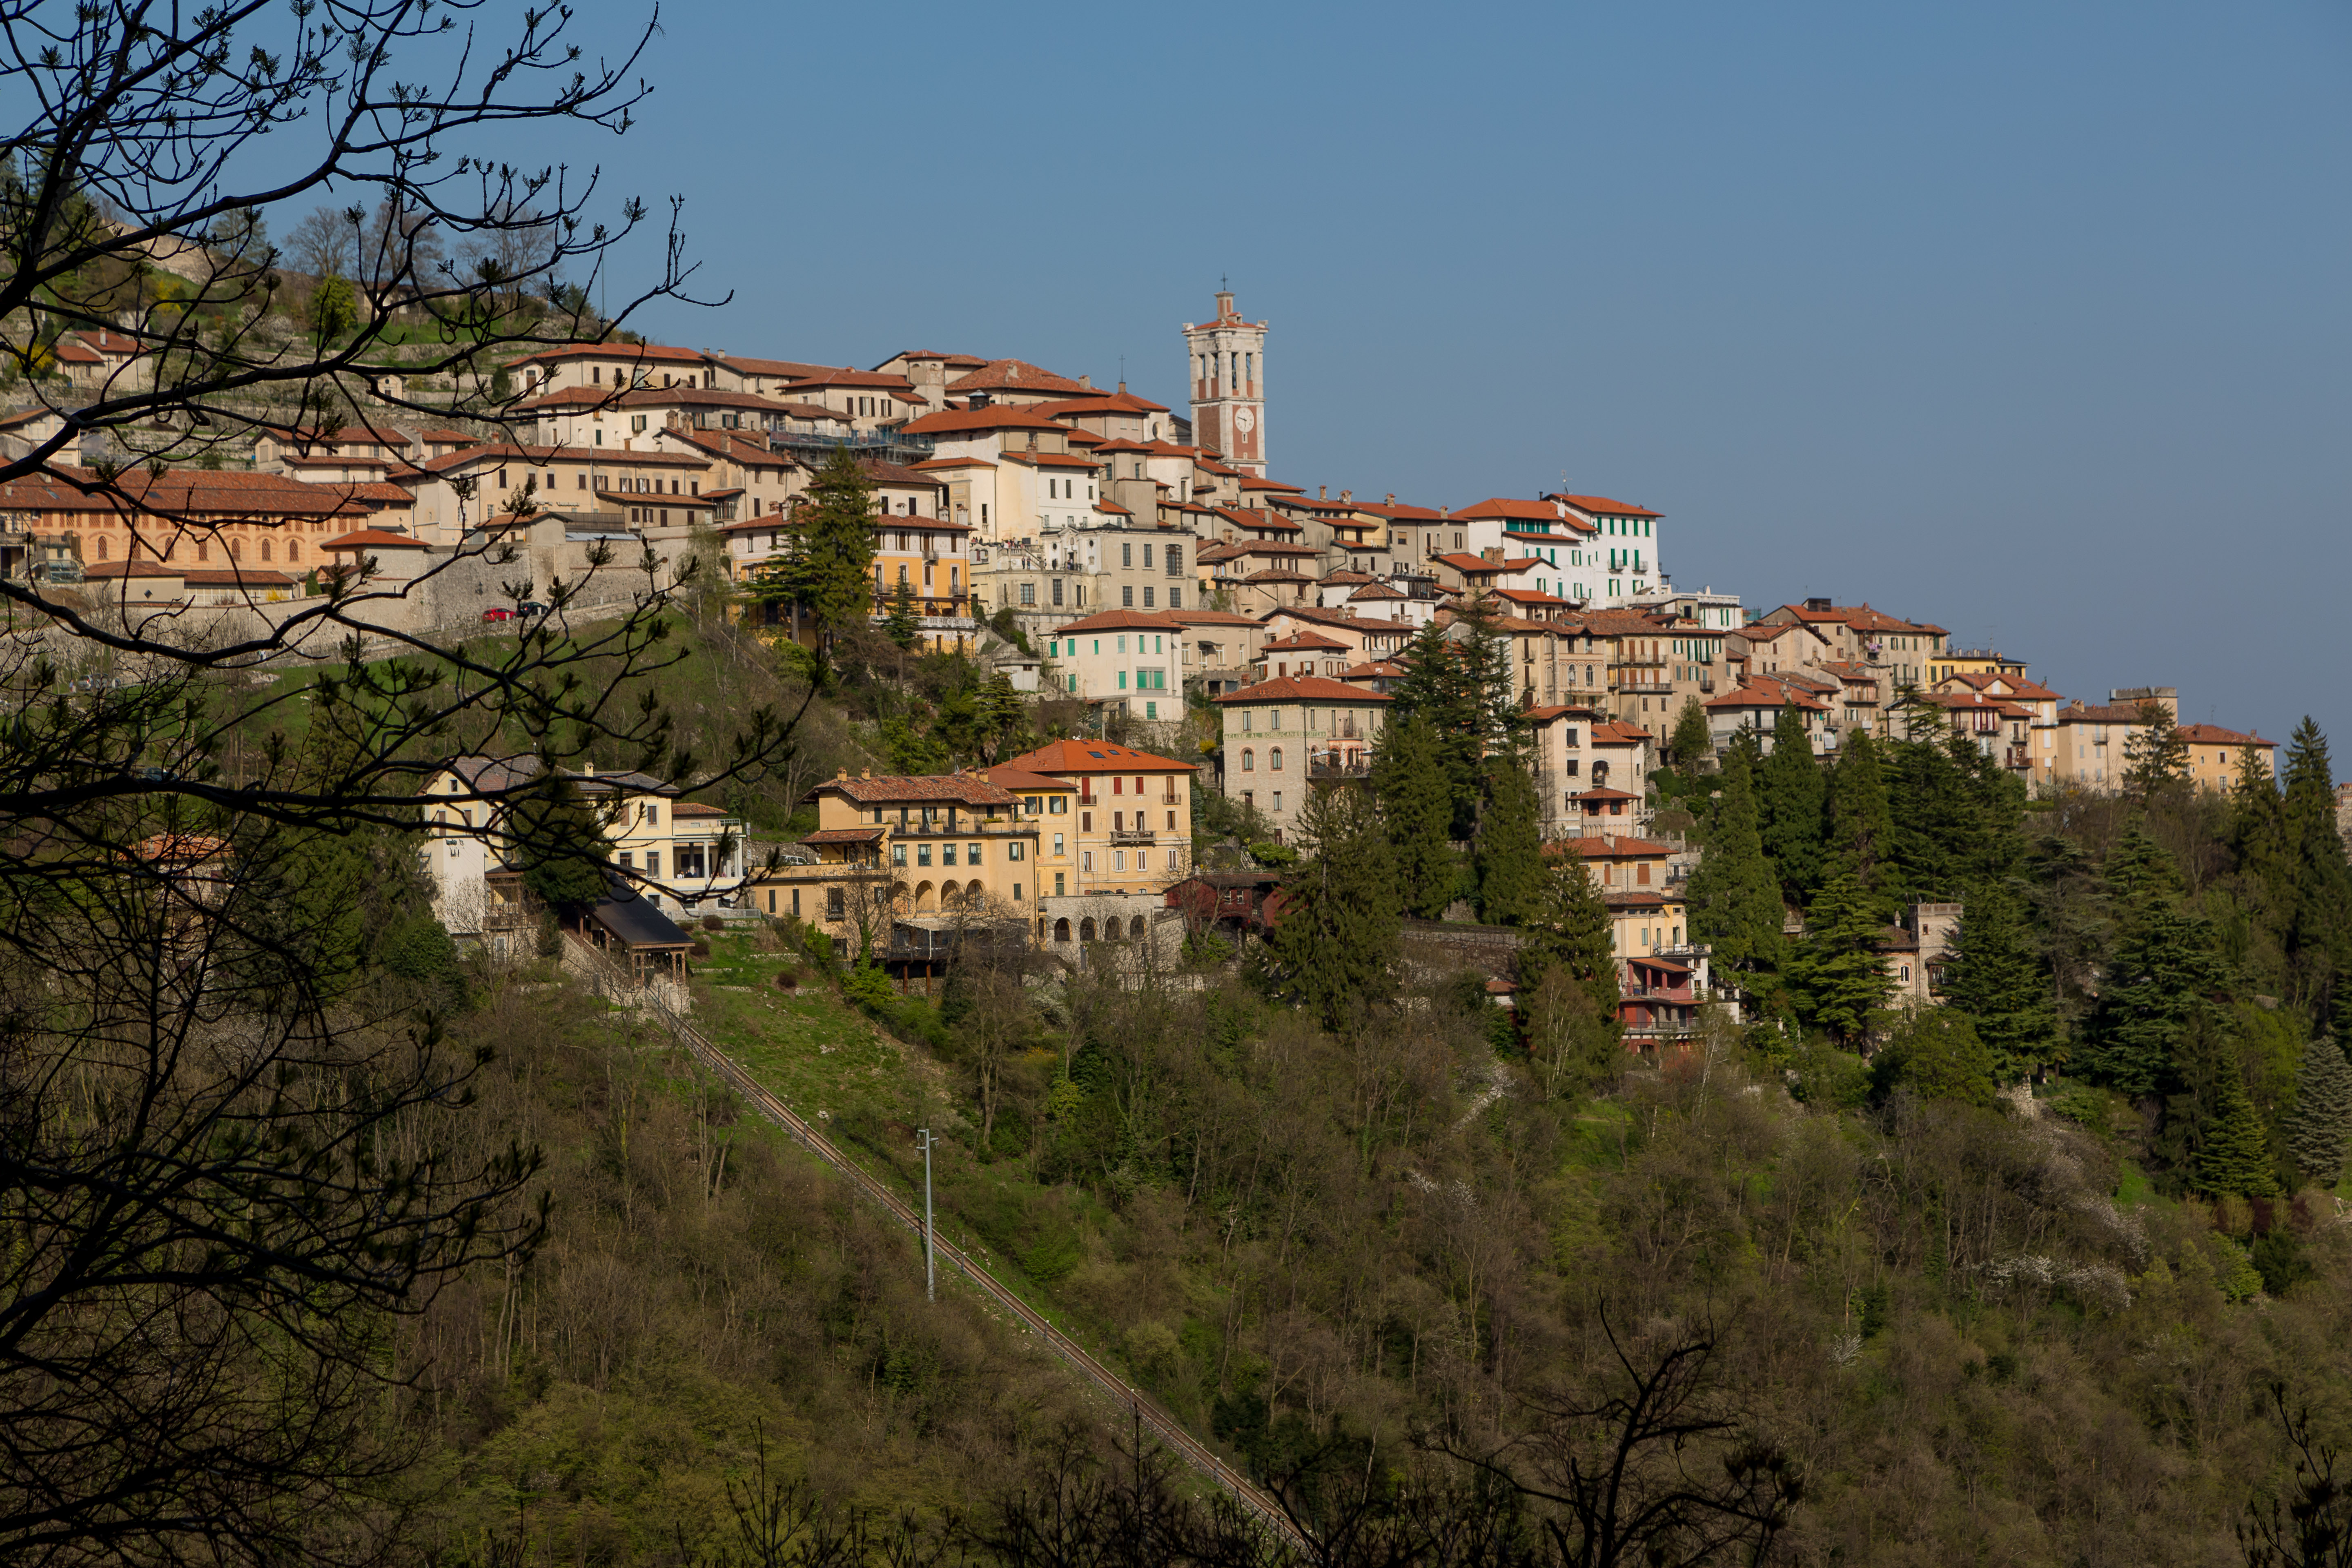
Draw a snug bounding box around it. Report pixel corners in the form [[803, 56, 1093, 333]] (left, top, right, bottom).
[[1788, 873, 1894, 1047], [1262, 784, 1401, 1029], [1668, 697, 1713, 774], [1687, 744, 1784, 989], [2282, 719, 2352, 1011], [1870, 1007, 1998, 1108], [2196, 1066, 2281, 1199], [2079, 825, 2232, 1095], [1759, 703, 1826, 900], [1474, 759, 1546, 924], [1826, 728, 1894, 891], [797, 445, 881, 659], [2122, 700, 2190, 802], [2283, 1031, 2352, 1188], [884, 580, 921, 650], [1371, 713, 1458, 918], [1941, 880, 2057, 1081], [1518, 847, 1620, 1009]]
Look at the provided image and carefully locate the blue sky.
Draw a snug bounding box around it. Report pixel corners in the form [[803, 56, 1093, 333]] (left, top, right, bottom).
[[565, 1, 2349, 753]]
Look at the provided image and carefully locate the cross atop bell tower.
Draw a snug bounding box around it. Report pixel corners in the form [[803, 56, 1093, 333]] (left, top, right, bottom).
[[1182, 287, 1267, 477]]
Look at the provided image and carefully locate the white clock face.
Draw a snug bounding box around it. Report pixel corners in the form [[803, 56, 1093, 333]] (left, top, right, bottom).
[[1233, 406, 1256, 434]]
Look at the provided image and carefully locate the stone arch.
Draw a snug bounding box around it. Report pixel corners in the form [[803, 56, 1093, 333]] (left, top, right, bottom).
[[915, 880, 936, 912], [1054, 918, 1071, 943], [1129, 915, 1147, 938], [1592, 760, 1610, 788], [891, 880, 911, 911], [1079, 917, 1097, 942], [967, 879, 985, 904]]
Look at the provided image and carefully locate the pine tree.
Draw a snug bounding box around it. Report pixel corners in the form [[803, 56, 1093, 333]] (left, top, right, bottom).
[[1389, 619, 1483, 836], [1826, 728, 1894, 892], [512, 776, 610, 909], [1687, 744, 1785, 990], [2283, 1031, 2352, 1187], [1870, 1007, 1998, 1109], [1263, 784, 1402, 1029], [976, 673, 1026, 764], [2122, 700, 2189, 802], [1788, 873, 1894, 1047], [797, 445, 880, 658], [1371, 714, 1458, 918], [2195, 1065, 2281, 1198], [1759, 702, 1826, 900], [2282, 719, 2352, 1011], [1940, 879, 2057, 1081], [1474, 758, 1545, 924]]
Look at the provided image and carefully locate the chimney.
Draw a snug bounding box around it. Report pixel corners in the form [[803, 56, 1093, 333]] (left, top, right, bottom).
[[1341, 490, 1352, 504], [1080, 374, 1092, 389], [1318, 485, 1327, 500], [836, 769, 847, 780], [861, 768, 871, 780], [1385, 493, 1395, 504]]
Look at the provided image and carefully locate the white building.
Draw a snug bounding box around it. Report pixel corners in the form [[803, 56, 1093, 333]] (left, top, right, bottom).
[[1039, 608, 1186, 719]]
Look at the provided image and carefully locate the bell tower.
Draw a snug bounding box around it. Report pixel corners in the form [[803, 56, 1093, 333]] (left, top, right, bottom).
[[1183, 287, 1267, 476]]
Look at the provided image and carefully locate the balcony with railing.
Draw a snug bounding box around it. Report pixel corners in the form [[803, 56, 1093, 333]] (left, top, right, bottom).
[[769, 427, 937, 464], [1109, 827, 1158, 846]]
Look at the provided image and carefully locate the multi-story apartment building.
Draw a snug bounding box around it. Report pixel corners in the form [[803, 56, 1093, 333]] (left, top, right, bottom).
[[1037, 608, 1185, 716], [1522, 708, 1656, 834], [1212, 675, 1391, 841], [1704, 677, 1834, 755], [996, 738, 1197, 898]]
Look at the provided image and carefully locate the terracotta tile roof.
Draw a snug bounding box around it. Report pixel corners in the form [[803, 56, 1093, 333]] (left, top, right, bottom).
[[996, 450, 1103, 470], [998, 738, 1197, 775], [983, 766, 1078, 792], [712, 354, 839, 380], [1051, 608, 1186, 634], [1236, 476, 1305, 494], [855, 457, 947, 489], [2179, 724, 2276, 748], [1260, 630, 1352, 651], [1242, 569, 1314, 584], [781, 367, 918, 392], [1520, 704, 1607, 721], [182, 568, 296, 586], [83, 560, 185, 578], [324, 528, 436, 549], [944, 359, 1093, 395], [1214, 675, 1392, 704], [1705, 678, 1829, 713], [0, 468, 390, 518], [2058, 702, 2147, 725], [800, 826, 887, 844], [1547, 492, 1660, 519], [1354, 500, 1445, 521], [899, 404, 1073, 436], [813, 772, 1018, 806], [1453, 497, 1564, 522], [1547, 833, 1674, 858], [1047, 390, 1172, 416], [875, 350, 988, 370], [1431, 552, 1506, 575], [1276, 492, 1359, 514], [908, 454, 996, 470], [1164, 608, 1262, 627], [1590, 721, 1656, 745]]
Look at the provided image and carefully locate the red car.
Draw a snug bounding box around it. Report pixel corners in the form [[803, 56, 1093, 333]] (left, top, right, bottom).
[[480, 607, 514, 622]]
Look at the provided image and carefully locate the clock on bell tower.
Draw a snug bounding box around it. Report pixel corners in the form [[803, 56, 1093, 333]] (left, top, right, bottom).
[[1180, 287, 1267, 477]]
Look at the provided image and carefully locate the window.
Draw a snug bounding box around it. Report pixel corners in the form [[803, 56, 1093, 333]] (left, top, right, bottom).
[[1142, 587, 1154, 608], [1020, 581, 1035, 606], [1053, 833, 1064, 855], [1082, 851, 1094, 872], [644, 851, 660, 877], [1113, 850, 1125, 871], [1145, 701, 1157, 719], [1241, 749, 1254, 771], [968, 842, 982, 863], [1049, 796, 1066, 814], [1167, 849, 1180, 870], [826, 887, 844, 919], [1054, 872, 1065, 896], [1169, 588, 1181, 609], [942, 843, 957, 866], [1272, 792, 1281, 812], [1122, 586, 1133, 608], [1008, 841, 1024, 861], [892, 844, 906, 866], [1122, 542, 1132, 567], [1051, 578, 1064, 606], [1270, 748, 1284, 771]]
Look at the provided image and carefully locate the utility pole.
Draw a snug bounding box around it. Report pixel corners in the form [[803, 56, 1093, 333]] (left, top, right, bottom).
[[916, 1128, 936, 1301]]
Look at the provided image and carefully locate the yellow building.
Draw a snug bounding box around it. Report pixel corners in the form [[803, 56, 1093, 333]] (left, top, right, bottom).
[[1546, 832, 1685, 959], [747, 771, 1040, 954], [2180, 723, 2277, 794], [1925, 647, 2029, 686], [994, 738, 1197, 895]]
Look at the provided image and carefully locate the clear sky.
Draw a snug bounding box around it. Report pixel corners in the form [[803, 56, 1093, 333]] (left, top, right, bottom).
[[570, 1, 2350, 754]]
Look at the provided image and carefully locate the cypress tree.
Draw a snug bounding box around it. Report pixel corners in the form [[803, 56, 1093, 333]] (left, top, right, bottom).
[[1371, 713, 1458, 918], [1474, 758, 1545, 924], [1826, 727, 1894, 892], [1263, 783, 1401, 1029], [884, 580, 921, 649], [1941, 879, 2057, 1082], [2283, 1031, 2352, 1188], [1687, 744, 1784, 989], [1788, 872, 1894, 1047], [1759, 702, 1826, 900]]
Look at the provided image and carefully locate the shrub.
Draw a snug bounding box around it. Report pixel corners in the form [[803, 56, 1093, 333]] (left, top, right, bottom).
[[774, 970, 798, 991], [688, 940, 710, 959], [701, 915, 723, 932]]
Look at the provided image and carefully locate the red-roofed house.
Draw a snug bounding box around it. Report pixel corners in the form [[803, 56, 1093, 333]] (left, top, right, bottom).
[[997, 738, 1198, 899]]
